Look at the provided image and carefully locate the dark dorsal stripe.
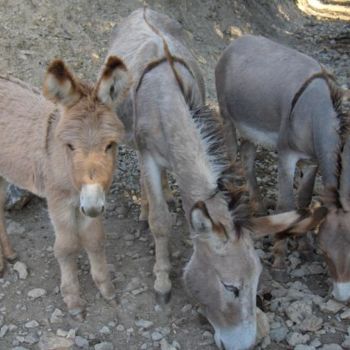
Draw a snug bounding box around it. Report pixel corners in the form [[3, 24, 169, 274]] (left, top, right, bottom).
[[135, 7, 195, 102], [290, 68, 336, 116]]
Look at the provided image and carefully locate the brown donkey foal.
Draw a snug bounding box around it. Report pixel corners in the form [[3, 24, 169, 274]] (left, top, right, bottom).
[[0, 57, 129, 317]]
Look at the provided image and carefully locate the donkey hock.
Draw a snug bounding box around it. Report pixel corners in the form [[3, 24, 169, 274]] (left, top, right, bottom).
[[215, 34, 350, 301], [103, 9, 327, 350], [0, 57, 129, 317]]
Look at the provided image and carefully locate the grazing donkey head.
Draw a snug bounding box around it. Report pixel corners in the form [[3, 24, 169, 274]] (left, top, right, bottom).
[[43, 57, 129, 217], [318, 137, 350, 301], [184, 179, 328, 350]]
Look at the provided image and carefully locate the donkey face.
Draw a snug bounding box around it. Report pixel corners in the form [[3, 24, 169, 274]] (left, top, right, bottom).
[[318, 209, 350, 301], [184, 201, 327, 350], [43, 57, 130, 217]]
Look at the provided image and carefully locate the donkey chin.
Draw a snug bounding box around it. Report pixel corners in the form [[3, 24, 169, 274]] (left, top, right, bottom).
[[79, 184, 106, 217], [213, 321, 256, 350]]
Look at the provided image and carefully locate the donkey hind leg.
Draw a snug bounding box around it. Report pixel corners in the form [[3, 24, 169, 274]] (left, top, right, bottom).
[[296, 163, 318, 260], [79, 217, 115, 303], [142, 155, 172, 303], [0, 178, 17, 263], [223, 116, 238, 162], [240, 139, 265, 214], [49, 199, 85, 319], [297, 163, 318, 209], [272, 154, 299, 273]]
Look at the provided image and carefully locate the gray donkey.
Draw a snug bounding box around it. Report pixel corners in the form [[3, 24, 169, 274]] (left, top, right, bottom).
[[216, 34, 350, 302], [99, 10, 327, 350]]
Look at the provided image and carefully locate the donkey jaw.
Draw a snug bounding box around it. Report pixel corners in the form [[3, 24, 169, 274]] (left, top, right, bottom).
[[332, 281, 350, 302], [80, 184, 106, 218], [214, 322, 256, 350]]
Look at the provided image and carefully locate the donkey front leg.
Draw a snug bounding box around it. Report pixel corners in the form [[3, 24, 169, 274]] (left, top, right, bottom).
[[142, 156, 172, 303], [0, 178, 17, 271], [48, 198, 84, 318], [79, 217, 115, 303]]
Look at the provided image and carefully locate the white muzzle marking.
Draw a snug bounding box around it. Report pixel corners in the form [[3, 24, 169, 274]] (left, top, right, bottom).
[[214, 322, 256, 350], [80, 184, 105, 218], [332, 281, 350, 302]]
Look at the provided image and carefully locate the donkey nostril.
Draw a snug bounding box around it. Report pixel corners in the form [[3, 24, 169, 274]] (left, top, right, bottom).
[[220, 340, 226, 350], [101, 205, 105, 213], [81, 207, 86, 215]]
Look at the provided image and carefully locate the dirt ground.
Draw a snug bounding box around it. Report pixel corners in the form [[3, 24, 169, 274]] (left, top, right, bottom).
[[0, 1, 350, 349]]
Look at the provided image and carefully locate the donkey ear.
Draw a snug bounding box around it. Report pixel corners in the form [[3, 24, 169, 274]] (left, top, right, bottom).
[[190, 201, 213, 234], [96, 56, 131, 107], [249, 207, 328, 237], [43, 60, 81, 107]]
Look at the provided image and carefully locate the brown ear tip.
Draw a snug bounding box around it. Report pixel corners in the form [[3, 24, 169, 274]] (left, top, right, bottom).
[[192, 201, 206, 211], [105, 56, 126, 71], [46, 59, 69, 80]]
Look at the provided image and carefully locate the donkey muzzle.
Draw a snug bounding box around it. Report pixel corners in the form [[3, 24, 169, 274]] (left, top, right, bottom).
[[80, 184, 106, 217], [214, 322, 256, 350]]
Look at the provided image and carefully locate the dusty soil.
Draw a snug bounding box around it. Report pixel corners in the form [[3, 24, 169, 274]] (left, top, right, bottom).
[[0, 1, 350, 349]]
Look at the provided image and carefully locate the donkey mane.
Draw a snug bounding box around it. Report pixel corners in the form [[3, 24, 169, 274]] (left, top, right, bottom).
[[191, 106, 251, 235]]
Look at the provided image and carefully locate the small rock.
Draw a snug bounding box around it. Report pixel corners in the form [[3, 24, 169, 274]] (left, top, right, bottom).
[[340, 309, 350, 320], [23, 333, 39, 345], [181, 304, 192, 313], [299, 315, 323, 332], [160, 338, 178, 350], [94, 342, 114, 350], [319, 345, 343, 350], [116, 325, 125, 332], [12, 347, 30, 350], [135, 319, 154, 329], [50, 308, 64, 323], [39, 333, 74, 350], [342, 336, 350, 349], [270, 326, 288, 342], [287, 332, 310, 346], [257, 308, 270, 340], [319, 299, 344, 313], [286, 300, 312, 323], [99, 326, 111, 335], [75, 336, 89, 348], [13, 262, 28, 280], [25, 320, 39, 328], [294, 345, 316, 350], [151, 331, 164, 341], [28, 288, 46, 300], [0, 325, 8, 338]]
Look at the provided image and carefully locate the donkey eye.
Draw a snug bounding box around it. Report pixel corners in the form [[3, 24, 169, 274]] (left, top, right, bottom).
[[67, 143, 75, 151], [222, 282, 240, 297], [105, 143, 114, 152]]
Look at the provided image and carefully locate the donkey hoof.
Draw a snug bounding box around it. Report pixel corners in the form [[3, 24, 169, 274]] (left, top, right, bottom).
[[6, 252, 18, 262], [69, 307, 86, 321], [270, 268, 288, 283], [155, 290, 172, 305]]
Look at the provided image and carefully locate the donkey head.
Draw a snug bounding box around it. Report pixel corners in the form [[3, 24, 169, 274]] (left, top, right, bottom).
[[43, 57, 130, 217], [317, 138, 350, 301], [184, 195, 327, 350]]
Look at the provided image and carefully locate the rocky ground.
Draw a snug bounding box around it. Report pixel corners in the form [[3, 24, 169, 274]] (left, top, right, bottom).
[[0, 0, 350, 349]]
